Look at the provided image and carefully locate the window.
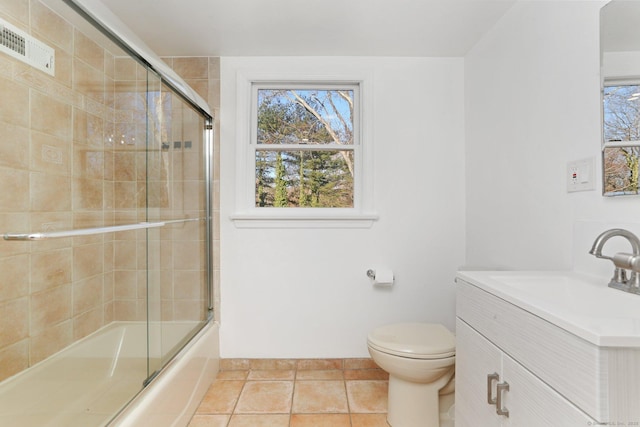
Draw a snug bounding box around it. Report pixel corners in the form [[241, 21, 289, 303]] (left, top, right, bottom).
[[253, 85, 357, 208], [231, 74, 377, 228], [603, 82, 640, 195]]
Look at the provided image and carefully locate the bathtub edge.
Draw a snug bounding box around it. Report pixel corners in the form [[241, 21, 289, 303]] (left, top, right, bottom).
[[108, 321, 220, 427]]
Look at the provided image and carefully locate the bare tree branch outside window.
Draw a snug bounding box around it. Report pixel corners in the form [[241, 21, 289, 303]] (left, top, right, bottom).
[[603, 84, 640, 195]]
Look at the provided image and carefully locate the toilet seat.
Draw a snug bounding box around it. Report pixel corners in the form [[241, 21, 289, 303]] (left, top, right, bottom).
[[367, 323, 455, 359]]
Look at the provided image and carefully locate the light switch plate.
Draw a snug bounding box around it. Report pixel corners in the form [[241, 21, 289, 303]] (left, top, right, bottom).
[[567, 157, 596, 192]]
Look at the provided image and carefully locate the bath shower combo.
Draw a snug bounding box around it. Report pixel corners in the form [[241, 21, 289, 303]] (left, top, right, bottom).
[[0, 0, 218, 425]]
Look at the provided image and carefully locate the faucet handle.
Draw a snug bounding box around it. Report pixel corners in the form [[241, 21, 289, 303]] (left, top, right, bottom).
[[629, 271, 640, 288], [611, 252, 640, 288], [613, 267, 627, 285], [608, 267, 634, 292], [612, 252, 637, 269]]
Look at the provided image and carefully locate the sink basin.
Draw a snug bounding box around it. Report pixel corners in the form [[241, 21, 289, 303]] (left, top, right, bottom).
[[456, 270, 640, 347], [487, 274, 608, 316], [490, 274, 586, 298]]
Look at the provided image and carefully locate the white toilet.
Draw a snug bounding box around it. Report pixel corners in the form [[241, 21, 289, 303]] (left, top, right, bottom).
[[367, 322, 455, 427]]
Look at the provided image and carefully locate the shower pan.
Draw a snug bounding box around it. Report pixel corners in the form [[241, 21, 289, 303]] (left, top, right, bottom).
[[0, 0, 217, 425]]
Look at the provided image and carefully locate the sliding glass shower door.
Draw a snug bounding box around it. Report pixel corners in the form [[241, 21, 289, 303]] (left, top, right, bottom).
[[0, 0, 212, 424], [145, 75, 211, 379]]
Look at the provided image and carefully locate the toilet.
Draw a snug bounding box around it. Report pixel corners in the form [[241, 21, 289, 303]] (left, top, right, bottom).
[[367, 322, 455, 427]]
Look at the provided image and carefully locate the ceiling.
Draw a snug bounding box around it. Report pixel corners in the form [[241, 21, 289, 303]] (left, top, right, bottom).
[[96, 0, 517, 57]]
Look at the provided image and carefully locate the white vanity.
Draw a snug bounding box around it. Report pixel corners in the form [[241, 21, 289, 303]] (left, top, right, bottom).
[[455, 270, 640, 426]]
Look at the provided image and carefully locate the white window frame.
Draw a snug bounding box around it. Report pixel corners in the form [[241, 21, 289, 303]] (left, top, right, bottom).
[[602, 78, 640, 148], [231, 71, 377, 228]]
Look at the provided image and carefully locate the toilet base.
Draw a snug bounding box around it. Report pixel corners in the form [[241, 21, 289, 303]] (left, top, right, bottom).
[[386, 370, 454, 427]]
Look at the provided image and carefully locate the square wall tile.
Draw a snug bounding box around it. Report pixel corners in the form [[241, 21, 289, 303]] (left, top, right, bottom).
[[0, 297, 29, 348], [31, 91, 72, 140], [0, 340, 28, 382]]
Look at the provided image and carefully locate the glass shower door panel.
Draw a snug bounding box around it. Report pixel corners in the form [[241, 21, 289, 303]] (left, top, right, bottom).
[[110, 59, 158, 384], [158, 88, 209, 366]]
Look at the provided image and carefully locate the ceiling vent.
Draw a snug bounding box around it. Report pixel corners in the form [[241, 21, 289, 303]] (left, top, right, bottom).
[[0, 18, 55, 76]]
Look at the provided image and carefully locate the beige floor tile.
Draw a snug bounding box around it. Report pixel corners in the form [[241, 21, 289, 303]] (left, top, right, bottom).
[[344, 369, 389, 380], [194, 359, 392, 425], [217, 370, 248, 380], [344, 358, 379, 370], [228, 414, 290, 427], [197, 380, 245, 413], [297, 359, 343, 370], [188, 414, 230, 427], [250, 359, 297, 370], [292, 380, 349, 413], [351, 413, 390, 427], [248, 369, 295, 381], [346, 380, 388, 413], [221, 359, 250, 371], [235, 381, 293, 414], [290, 413, 351, 426], [296, 369, 343, 380]]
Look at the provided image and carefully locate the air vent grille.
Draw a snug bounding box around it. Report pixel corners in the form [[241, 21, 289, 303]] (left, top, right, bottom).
[[1, 26, 26, 56], [0, 18, 55, 76]]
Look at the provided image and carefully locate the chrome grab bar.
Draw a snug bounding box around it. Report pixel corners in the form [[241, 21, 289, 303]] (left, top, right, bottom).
[[3, 218, 202, 241]]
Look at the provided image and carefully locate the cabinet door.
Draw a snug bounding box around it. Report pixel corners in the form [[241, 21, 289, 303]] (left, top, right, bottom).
[[455, 318, 503, 427], [502, 354, 596, 427]]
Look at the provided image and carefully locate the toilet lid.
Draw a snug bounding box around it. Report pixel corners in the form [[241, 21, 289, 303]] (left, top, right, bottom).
[[367, 323, 455, 359]]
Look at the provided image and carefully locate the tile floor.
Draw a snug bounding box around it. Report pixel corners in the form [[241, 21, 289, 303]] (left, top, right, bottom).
[[188, 358, 390, 427]]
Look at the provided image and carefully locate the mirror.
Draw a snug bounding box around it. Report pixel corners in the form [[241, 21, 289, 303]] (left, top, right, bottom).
[[600, 0, 640, 196]]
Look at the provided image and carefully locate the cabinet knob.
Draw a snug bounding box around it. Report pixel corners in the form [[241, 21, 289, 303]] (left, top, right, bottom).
[[487, 372, 499, 404], [496, 381, 510, 417]]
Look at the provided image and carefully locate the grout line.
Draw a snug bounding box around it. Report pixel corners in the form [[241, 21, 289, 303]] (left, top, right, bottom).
[[288, 365, 296, 427], [344, 375, 354, 427], [225, 374, 247, 427]]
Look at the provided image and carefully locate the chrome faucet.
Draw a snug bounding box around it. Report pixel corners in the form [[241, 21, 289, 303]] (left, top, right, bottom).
[[589, 228, 640, 293]]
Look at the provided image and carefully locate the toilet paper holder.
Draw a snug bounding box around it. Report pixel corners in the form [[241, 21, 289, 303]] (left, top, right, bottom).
[[366, 269, 376, 279]]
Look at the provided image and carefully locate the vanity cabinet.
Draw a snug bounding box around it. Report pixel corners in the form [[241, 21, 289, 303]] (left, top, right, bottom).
[[455, 277, 604, 426], [455, 271, 640, 425], [456, 319, 596, 426]]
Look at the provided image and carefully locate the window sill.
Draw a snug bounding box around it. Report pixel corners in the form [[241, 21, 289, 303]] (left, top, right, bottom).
[[229, 212, 379, 229]]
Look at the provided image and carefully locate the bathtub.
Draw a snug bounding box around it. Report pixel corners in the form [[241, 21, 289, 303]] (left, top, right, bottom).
[[0, 321, 219, 427]]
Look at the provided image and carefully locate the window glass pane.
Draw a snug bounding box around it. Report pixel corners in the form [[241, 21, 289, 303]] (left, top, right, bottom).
[[255, 150, 354, 207], [604, 146, 640, 195], [257, 89, 354, 145], [603, 84, 640, 142]]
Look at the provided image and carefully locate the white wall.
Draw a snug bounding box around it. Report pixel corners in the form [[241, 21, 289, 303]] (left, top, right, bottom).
[[603, 51, 640, 79], [464, 0, 640, 273], [218, 1, 640, 359], [219, 57, 465, 358]]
